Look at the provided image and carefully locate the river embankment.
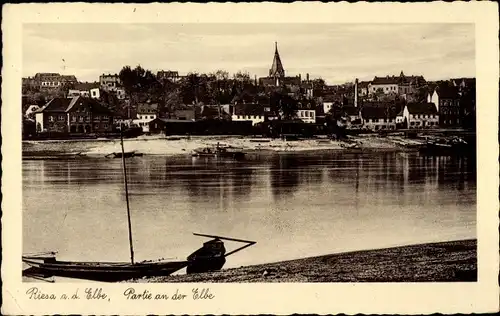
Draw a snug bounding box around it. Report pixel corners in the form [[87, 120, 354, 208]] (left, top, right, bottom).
[[136, 239, 476, 283], [22, 134, 426, 157]]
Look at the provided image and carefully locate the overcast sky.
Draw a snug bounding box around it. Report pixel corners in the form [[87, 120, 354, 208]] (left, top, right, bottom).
[[22, 23, 475, 84]]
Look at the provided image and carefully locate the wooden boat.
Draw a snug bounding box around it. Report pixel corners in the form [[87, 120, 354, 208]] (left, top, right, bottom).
[[419, 138, 468, 156], [22, 234, 255, 282], [23, 126, 256, 282], [105, 151, 143, 158], [192, 144, 245, 160], [22, 253, 189, 282], [23, 152, 87, 160]]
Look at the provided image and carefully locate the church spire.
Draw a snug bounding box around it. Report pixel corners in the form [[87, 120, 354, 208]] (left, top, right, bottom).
[[269, 42, 285, 78]]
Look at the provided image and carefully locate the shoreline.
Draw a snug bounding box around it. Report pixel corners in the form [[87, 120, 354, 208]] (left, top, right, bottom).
[[22, 134, 425, 158], [134, 239, 476, 283]]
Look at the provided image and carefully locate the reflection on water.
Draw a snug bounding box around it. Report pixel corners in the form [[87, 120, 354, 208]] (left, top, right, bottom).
[[23, 152, 476, 269]]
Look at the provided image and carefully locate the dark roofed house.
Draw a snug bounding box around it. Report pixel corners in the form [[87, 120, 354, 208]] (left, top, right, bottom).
[[232, 103, 265, 125], [136, 102, 159, 120], [403, 102, 439, 129], [34, 96, 114, 134], [428, 84, 461, 126], [360, 106, 397, 131]]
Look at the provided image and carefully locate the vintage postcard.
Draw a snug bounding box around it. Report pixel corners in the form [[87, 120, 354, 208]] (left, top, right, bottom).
[[2, 2, 499, 315]]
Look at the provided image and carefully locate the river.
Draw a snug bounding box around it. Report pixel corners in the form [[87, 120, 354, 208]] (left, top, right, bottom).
[[23, 151, 476, 276]]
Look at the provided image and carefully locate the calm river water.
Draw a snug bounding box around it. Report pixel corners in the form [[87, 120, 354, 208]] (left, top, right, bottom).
[[23, 152, 476, 271]]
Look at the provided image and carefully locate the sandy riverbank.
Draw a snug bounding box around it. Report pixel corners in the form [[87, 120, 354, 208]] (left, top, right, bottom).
[[133, 239, 476, 283], [22, 134, 424, 157]]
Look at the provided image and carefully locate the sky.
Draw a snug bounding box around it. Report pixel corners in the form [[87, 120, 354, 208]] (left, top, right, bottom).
[[22, 23, 475, 84]]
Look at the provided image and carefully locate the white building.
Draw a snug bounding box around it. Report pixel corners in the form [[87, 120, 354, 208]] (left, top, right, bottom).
[[403, 103, 439, 129], [90, 88, 100, 99], [368, 76, 399, 95], [134, 102, 158, 132], [297, 109, 316, 124], [232, 103, 265, 126], [99, 74, 121, 92]]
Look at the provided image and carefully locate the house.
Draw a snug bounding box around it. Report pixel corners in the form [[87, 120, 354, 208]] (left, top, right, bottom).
[[34, 73, 78, 90], [134, 102, 159, 132], [368, 76, 399, 95], [296, 102, 316, 124], [67, 82, 100, 98], [99, 74, 121, 92], [369, 71, 426, 96], [232, 103, 265, 126], [360, 106, 397, 130], [90, 88, 100, 99], [427, 85, 461, 126], [402, 103, 439, 129], [322, 94, 342, 114], [358, 81, 370, 97], [34, 96, 114, 134], [395, 109, 405, 127], [157, 70, 183, 83]]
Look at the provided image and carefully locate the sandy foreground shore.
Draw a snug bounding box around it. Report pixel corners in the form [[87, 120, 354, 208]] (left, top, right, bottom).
[[134, 239, 476, 283], [22, 134, 423, 157]]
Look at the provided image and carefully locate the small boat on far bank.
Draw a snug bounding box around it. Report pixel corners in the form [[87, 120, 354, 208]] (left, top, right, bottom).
[[23, 152, 87, 160], [192, 144, 246, 160], [419, 137, 470, 156], [105, 151, 143, 158]]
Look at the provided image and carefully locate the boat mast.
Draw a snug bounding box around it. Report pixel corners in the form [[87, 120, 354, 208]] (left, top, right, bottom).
[[120, 124, 135, 264]]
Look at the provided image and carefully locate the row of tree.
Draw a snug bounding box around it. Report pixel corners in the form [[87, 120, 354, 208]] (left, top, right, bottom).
[[116, 65, 318, 120]]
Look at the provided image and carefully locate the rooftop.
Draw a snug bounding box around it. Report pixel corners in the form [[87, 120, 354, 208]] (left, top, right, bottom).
[[361, 106, 397, 119], [406, 103, 438, 115]]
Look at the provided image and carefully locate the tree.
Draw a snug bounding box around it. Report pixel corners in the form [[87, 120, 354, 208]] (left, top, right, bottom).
[[270, 90, 298, 120]]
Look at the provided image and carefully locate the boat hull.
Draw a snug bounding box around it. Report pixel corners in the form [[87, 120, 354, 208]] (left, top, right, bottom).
[[23, 257, 189, 282]]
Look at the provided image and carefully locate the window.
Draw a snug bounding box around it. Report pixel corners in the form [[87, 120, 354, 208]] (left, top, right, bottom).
[[103, 115, 108, 120], [49, 115, 54, 122], [410, 122, 415, 126], [71, 116, 76, 122], [94, 124, 99, 130], [58, 115, 65, 121], [85, 116, 90, 122], [104, 124, 108, 129]]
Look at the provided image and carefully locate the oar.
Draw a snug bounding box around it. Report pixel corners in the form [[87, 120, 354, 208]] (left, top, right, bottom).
[[192, 233, 256, 257]]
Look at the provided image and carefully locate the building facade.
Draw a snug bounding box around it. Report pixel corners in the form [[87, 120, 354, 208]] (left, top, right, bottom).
[[360, 106, 397, 130], [428, 85, 461, 127], [35, 96, 114, 134], [232, 103, 265, 126], [402, 103, 439, 129], [99, 74, 121, 92]]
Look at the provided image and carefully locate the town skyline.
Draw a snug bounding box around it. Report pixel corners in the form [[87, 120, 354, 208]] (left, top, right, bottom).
[[23, 23, 475, 84]]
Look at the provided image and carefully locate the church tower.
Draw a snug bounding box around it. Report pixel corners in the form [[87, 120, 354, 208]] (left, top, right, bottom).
[[269, 42, 285, 81]]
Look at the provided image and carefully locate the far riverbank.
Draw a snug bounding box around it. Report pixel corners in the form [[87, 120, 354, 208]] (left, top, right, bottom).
[[22, 134, 427, 157], [138, 239, 477, 283]]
